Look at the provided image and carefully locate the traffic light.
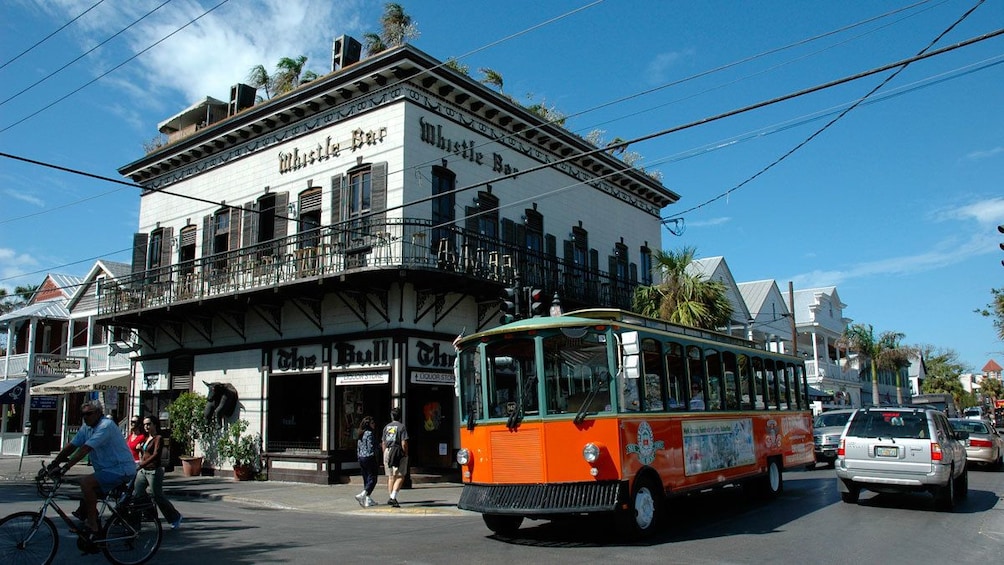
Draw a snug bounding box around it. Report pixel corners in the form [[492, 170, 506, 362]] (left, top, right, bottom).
[[500, 286, 521, 324], [526, 287, 545, 317]]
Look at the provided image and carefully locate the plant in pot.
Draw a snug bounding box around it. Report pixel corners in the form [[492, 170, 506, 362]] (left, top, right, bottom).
[[164, 392, 213, 476], [217, 419, 261, 481]]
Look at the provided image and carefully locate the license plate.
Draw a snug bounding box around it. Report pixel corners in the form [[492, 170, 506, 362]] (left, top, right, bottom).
[[875, 446, 897, 457]]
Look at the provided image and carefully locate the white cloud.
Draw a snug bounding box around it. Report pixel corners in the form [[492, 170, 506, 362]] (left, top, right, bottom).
[[0, 247, 40, 286], [964, 146, 1004, 161], [3, 189, 45, 207], [646, 49, 694, 84], [935, 197, 1004, 226], [688, 216, 730, 228], [790, 231, 993, 289]]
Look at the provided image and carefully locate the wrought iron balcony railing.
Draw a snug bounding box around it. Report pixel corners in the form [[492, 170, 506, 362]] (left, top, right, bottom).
[[98, 218, 637, 316]]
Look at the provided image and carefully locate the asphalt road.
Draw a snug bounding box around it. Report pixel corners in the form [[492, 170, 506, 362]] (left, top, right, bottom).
[[1, 465, 1002, 564]]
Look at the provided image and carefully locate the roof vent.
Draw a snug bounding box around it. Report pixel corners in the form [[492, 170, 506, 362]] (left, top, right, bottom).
[[332, 35, 362, 72], [229, 83, 256, 116]]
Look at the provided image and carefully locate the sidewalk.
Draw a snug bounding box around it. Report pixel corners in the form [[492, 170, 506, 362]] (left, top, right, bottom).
[[1, 455, 468, 517]]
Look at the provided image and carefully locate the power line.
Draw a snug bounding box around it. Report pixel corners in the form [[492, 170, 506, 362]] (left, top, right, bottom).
[[661, 0, 992, 224], [2, 26, 1001, 287], [0, 0, 229, 136], [0, 1, 173, 108], [0, 0, 106, 71]]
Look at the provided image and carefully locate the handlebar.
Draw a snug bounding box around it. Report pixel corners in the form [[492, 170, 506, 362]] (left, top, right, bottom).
[[35, 461, 65, 497]]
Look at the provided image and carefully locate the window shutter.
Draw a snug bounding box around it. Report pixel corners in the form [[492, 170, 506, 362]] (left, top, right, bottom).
[[501, 218, 515, 245], [563, 240, 573, 265], [608, 255, 618, 280], [274, 192, 289, 240], [371, 162, 387, 223], [330, 175, 344, 225], [299, 188, 322, 212], [630, 263, 638, 284], [160, 226, 173, 279], [202, 215, 212, 258], [465, 206, 478, 233], [242, 201, 256, 245], [132, 233, 149, 274], [228, 207, 241, 251], [590, 249, 599, 271]]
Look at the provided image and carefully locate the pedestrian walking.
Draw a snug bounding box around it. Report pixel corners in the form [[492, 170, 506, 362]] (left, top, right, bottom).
[[133, 417, 183, 529], [353, 415, 379, 507], [381, 407, 409, 508], [125, 416, 146, 468]]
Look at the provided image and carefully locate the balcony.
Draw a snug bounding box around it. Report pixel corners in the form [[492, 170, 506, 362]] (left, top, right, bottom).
[[805, 359, 859, 384], [98, 218, 637, 320], [0, 353, 29, 379]]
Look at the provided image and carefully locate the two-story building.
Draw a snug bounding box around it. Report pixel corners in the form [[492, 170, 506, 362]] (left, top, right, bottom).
[[98, 39, 678, 483]]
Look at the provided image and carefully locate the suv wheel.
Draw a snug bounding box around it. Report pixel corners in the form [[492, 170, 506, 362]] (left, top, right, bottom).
[[934, 469, 956, 511], [840, 484, 860, 504], [954, 468, 968, 500]]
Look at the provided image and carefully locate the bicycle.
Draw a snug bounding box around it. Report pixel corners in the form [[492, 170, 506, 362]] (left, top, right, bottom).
[[0, 463, 163, 565]]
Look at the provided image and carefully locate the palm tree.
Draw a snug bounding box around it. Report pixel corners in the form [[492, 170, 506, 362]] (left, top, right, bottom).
[[363, 32, 386, 56], [272, 56, 308, 95], [247, 55, 315, 102], [246, 63, 274, 101], [838, 324, 913, 405], [365, 4, 419, 56], [380, 3, 418, 47], [632, 247, 733, 330], [478, 67, 504, 94], [0, 284, 38, 314]]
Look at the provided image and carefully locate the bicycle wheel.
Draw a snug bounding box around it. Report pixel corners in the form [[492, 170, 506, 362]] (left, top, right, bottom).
[[100, 512, 162, 565], [0, 511, 59, 565]]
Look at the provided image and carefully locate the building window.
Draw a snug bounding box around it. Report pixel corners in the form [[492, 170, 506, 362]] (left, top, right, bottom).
[[178, 226, 196, 276], [348, 168, 372, 222], [148, 231, 163, 271], [640, 245, 653, 286], [257, 193, 277, 243], [613, 242, 628, 282], [297, 187, 322, 249], [431, 166, 456, 254], [213, 210, 230, 255]]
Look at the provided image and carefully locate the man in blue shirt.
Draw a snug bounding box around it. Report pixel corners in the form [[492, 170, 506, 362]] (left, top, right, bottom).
[[47, 399, 137, 533]]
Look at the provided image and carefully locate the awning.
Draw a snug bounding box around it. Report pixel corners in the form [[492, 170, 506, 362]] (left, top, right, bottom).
[[31, 371, 131, 394], [0, 379, 27, 404], [807, 386, 834, 399]]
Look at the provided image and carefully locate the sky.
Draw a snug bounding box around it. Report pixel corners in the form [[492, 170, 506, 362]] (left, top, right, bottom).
[[1, 0, 1002, 372]]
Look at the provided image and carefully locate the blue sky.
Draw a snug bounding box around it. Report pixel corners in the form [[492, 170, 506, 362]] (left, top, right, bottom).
[[1, 0, 1002, 371]]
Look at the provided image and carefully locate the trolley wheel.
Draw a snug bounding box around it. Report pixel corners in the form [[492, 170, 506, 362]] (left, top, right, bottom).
[[0, 511, 59, 565], [482, 514, 523, 536], [617, 475, 664, 539], [752, 458, 784, 499]]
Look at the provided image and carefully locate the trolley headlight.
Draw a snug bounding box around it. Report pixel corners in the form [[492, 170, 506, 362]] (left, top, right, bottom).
[[456, 448, 470, 465], [582, 443, 601, 463]]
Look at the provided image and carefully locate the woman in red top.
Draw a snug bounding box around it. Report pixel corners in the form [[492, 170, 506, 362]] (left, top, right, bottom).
[[125, 417, 145, 467]]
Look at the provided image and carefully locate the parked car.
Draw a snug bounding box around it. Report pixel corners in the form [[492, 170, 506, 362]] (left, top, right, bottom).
[[810, 409, 855, 468], [836, 406, 969, 511], [963, 406, 986, 421], [948, 418, 1004, 470]]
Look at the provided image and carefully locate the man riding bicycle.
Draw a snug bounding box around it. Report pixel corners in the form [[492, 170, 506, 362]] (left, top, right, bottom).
[[46, 399, 137, 534]]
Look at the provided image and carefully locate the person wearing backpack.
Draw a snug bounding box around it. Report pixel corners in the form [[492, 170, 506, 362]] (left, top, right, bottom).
[[381, 407, 409, 507]]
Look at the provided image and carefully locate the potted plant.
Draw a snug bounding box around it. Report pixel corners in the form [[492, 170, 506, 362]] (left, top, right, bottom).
[[164, 392, 212, 476], [217, 419, 261, 480]]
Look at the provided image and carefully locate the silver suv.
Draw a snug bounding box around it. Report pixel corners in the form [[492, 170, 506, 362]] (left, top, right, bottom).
[[836, 406, 969, 511]]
